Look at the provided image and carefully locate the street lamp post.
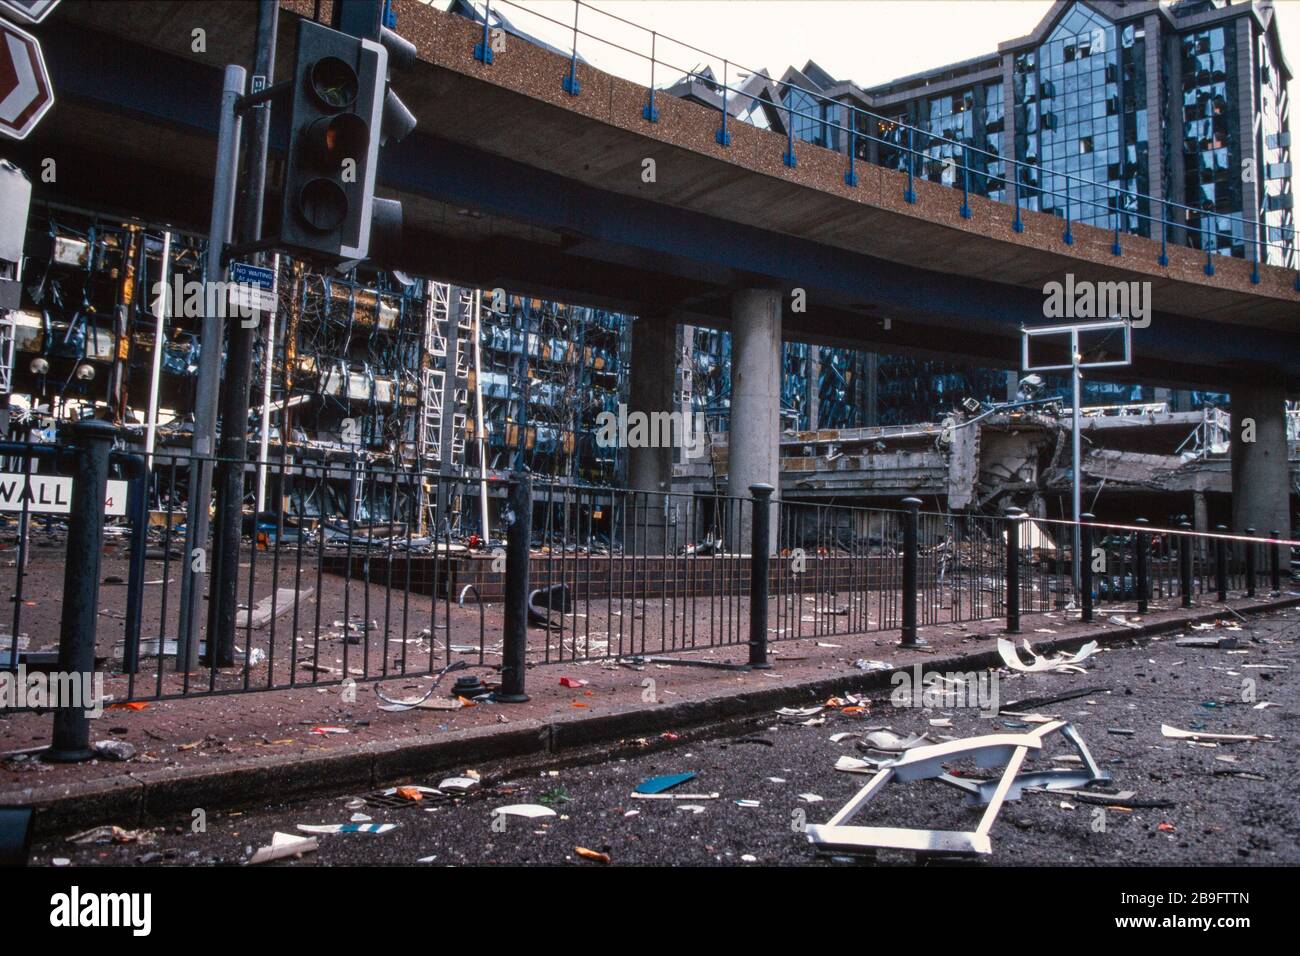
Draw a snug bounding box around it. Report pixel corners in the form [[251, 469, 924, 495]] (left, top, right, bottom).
[[1022, 318, 1132, 600]]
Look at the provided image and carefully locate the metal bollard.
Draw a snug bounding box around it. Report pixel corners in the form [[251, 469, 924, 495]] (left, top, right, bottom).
[[748, 483, 774, 669], [1270, 530, 1281, 593], [1004, 507, 1020, 634], [1135, 518, 1149, 614], [900, 497, 922, 646], [1179, 521, 1193, 608], [1245, 527, 1256, 597], [496, 475, 531, 703], [1080, 513, 1094, 623], [1215, 525, 1227, 602], [48, 420, 116, 762]]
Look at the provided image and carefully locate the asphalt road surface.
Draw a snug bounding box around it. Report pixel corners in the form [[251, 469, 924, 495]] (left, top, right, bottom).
[[36, 607, 1299, 867]]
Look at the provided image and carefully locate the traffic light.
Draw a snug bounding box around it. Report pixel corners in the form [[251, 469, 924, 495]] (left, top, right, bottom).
[[277, 18, 416, 267]]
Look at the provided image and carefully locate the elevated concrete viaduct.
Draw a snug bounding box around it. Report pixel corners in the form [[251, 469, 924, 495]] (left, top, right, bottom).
[[9, 0, 1297, 550]]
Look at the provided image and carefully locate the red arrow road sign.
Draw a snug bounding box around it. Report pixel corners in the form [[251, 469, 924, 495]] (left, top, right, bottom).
[[0, 1, 61, 25], [0, 18, 52, 140]]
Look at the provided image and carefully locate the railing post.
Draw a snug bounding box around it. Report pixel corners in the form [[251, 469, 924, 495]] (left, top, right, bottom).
[[562, 0, 580, 95], [1062, 174, 1074, 245], [48, 420, 116, 762], [900, 497, 921, 646], [1080, 513, 1094, 622], [496, 474, 531, 702], [473, 0, 494, 64], [1135, 517, 1149, 614], [716, 60, 731, 146], [845, 117, 858, 187], [1215, 524, 1228, 602], [1179, 520, 1194, 608], [960, 144, 971, 219], [903, 126, 916, 203], [643, 31, 658, 122], [1004, 507, 1020, 634], [1251, 215, 1261, 284], [1011, 165, 1024, 232], [121, 455, 149, 676], [1270, 530, 1281, 594], [747, 483, 773, 669], [784, 101, 797, 168], [1245, 527, 1256, 597], [1112, 189, 1123, 256], [1158, 199, 1169, 266]]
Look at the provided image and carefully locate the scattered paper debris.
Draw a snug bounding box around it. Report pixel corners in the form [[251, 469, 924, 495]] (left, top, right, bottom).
[[248, 832, 318, 864], [491, 805, 557, 820]]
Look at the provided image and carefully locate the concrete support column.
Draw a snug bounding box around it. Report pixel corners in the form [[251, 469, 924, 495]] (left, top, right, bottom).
[[1230, 380, 1292, 574], [863, 351, 879, 427], [1194, 490, 1209, 559], [730, 288, 782, 553], [808, 347, 821, 431], [627, 312, 677, 554]]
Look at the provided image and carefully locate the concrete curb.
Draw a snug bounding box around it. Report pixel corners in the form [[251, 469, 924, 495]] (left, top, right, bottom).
[[5, 595, 1296, 837]]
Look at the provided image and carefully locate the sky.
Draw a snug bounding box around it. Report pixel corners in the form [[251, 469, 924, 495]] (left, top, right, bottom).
[[460, 1, 1300, 91], [436, 0, 1299, 225]]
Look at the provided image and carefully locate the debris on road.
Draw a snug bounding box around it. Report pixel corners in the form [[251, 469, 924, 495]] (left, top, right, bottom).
[[860, 730, 930, 753], [67, 825, 148, 845], [997, 638, 1098, 674], [295, 823, 398, 834], [490, 805, 556, 820], [808, 720, 1111, 857], [248, 832, 318, 864], [1176, 635, 1239, 649], [634, 772, 696, 794], [1160, 724, 1269, 743]]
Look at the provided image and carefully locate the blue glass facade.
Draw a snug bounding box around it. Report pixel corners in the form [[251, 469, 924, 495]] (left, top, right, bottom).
[[1014, 3, 1149, 231], [1181, 21, 1242, 255]]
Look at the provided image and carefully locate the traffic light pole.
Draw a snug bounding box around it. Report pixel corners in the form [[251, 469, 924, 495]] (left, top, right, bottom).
[[177, 64, 245, 672], [208, 0, 279, 667]]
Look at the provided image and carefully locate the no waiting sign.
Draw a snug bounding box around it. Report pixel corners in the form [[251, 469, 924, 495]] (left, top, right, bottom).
[[0, 472, 128, 516]]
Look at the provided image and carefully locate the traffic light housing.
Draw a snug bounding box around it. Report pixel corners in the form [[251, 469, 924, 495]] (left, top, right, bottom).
[[278, 18, 414, 266]]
